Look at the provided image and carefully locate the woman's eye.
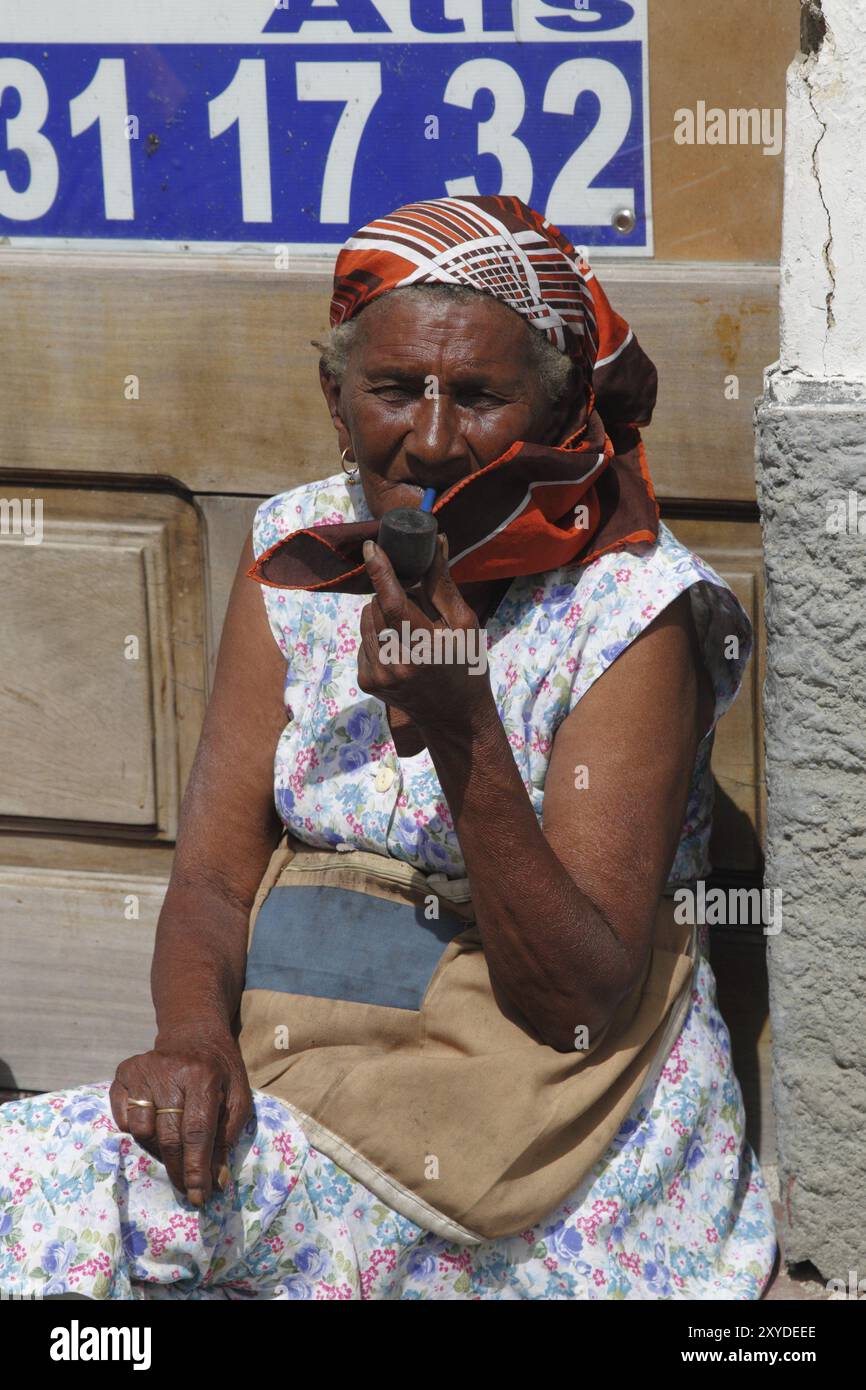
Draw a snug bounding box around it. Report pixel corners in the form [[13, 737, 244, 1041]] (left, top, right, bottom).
[[374, 386, 412, 402], [371, 385, 501, 407]]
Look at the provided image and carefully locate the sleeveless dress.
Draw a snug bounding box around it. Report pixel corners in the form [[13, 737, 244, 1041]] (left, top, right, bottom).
[[0, 473, 777, 1301]]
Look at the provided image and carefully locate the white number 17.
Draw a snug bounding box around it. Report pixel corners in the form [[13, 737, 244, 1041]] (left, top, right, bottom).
[[296, 63, 382, 225]]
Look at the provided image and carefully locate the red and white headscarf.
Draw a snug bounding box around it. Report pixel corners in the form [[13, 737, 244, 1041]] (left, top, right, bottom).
[[250, 195, 659, 593], [331, 194, 602, 385]]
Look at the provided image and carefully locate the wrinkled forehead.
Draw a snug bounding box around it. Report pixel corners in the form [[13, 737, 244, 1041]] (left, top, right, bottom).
[[351, 284, 536, 357]]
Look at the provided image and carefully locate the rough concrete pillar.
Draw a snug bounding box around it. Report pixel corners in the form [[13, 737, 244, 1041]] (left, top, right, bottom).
[[756, 0, 866, 1278]]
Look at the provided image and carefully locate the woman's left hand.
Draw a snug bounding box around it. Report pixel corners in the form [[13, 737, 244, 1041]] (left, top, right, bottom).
[[357, 535, 494, 737]]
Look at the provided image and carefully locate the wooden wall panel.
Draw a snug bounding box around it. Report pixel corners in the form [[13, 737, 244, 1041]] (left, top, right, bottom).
[[0, 252, 777, 504], [3, 521, 163, 825], [649, 0, 800, 262], [198, 494, 267, 685], [607, 264, 776, 503], [0, 486, 207, 840], [0, 868, 162, 1092]]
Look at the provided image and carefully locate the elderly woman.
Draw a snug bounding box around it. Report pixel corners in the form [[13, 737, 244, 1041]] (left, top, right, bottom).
[[0, 195, 776, 1300]]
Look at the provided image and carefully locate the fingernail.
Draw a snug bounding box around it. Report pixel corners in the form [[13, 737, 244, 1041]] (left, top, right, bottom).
[[439, 533, 449, 560], [362, 539, 376, 562], [187, 1187, 205, 1207], [217, 1164, 230, 1190]]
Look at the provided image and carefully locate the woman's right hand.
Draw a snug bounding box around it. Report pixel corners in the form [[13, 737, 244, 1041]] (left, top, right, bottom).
[[109, 1031, 254, 1207]]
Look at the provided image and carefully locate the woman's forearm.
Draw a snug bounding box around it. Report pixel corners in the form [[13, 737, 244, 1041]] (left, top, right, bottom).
[[418, 692, 632, 1051], [150, 876, 251, 1046]]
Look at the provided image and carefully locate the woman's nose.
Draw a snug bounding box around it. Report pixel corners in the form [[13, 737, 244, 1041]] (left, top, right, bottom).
[[404, 395, 471, 485]]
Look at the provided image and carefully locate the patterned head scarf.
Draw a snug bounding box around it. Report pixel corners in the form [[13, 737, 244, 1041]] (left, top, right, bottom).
[[330, 194, 601, 390], [249, 194, 659, 593]]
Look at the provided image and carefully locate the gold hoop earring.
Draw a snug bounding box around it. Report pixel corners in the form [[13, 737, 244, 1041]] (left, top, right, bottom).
[[341, 447, 360, 482]]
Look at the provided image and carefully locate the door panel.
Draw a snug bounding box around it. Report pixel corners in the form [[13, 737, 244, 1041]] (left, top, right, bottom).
[[0, 486, 207, 840], [0, 867, 161, 1092]]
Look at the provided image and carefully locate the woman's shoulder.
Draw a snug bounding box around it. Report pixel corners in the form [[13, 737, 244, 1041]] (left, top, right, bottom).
[[520, 521, 753, 734], [251, 473, 368, 661], [575, 521, 731, 599], [524, 521, 744, 628], [252, 473, 367, 559]]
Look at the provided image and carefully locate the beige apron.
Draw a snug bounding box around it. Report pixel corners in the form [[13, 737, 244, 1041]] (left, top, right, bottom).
[[238, 832, 697, 1244]]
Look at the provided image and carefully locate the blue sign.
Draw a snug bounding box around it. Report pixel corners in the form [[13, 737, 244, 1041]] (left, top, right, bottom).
[[0, 2, 651, 254]]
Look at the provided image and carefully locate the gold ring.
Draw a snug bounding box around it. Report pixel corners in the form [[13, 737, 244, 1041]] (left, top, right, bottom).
[[155, 1107, 184, 1115], [127, 1098, 155, 1108]]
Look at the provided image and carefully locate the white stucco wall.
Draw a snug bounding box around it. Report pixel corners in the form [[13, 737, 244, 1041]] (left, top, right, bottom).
[[757, 0, 866, 1277], [780, 0, 866, 382]]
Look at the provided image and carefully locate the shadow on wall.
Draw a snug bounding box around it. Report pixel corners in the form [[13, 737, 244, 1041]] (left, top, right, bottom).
[[0, 1055, 36, 1096], [707, 780, 773, 1165], [709, 779, 765, 884]]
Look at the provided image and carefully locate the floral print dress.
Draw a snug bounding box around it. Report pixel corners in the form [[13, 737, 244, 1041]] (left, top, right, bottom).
[[0, 473, 777, 1300]]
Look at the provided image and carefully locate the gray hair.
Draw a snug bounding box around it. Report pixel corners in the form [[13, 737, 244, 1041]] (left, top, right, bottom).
[[311, 282, 577, 404]]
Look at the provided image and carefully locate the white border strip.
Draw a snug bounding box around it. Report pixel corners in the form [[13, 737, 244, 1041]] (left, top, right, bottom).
[[0, 237, 651, 259], [596, 327, 634, 369]]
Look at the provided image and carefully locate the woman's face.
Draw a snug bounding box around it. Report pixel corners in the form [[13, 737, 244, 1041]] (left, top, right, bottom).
[[320, 291, 583, 519]]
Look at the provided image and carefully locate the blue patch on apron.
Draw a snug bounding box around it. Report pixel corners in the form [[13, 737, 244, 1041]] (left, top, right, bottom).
[[244, 885, 468, 1010]]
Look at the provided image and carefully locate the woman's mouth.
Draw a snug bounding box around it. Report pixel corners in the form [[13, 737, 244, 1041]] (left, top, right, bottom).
[[390, 480, 425, 503]]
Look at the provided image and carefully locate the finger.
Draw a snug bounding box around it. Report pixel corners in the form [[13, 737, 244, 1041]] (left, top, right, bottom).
[[417, 537, 449, 619], [417, 534, 451, 609], [359, 597, 406, 685], [210, 1104, 230, 1193], [149, 1081, 189, 1197], [213, 1078, 255, 1190], [421, 534, 475, 628], [224, 1078, 255, 1150], [411, 581, 442, 624], [109, 1077, 130, 1133], [111, 1065, 156, 1150], [359, 600, 390, 677], [356, 634, 374, 694], [369, 591, 433, 648], [178, 1076, 225, 1206], [369, 594, 386, 632], [369, 575, 439, 647], [153, 1112, 186, 1198], [367, 557, 440, 638], [109, 1079, 162, 1164], [362, 541, 410, 629]]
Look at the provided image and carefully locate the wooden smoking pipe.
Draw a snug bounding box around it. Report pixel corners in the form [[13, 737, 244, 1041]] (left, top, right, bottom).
[[376, 487, 439, 586]]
